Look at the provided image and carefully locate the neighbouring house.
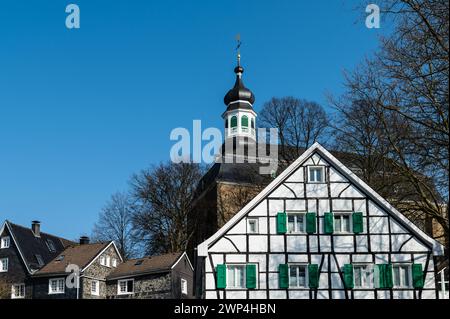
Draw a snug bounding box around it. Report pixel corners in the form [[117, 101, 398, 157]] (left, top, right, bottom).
[[31, 238, 122, 299], [0, 220, 74, 299], [106, 252, 194, 299], [196, 142, 445, 299]]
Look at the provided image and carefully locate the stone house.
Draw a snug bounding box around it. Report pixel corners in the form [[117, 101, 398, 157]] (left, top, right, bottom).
[[106, 252, 193, 299], [31, 239, 122, 299], [0, 220, 73, 299]]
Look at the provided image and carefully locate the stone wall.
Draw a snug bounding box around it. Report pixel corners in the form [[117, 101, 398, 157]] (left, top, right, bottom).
[[106, 272, 172, 299], [82, 244, 122, 299]]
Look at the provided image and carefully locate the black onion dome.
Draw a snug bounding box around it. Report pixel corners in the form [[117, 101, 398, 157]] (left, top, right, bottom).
[[223, 65, 255, 109]]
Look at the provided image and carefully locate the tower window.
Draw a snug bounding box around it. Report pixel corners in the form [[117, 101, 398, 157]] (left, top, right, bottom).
[[241, 115, 249, 127], [225, 119, 228, 128], [230, 116, 237, 128], [251, 118, 255, 129]]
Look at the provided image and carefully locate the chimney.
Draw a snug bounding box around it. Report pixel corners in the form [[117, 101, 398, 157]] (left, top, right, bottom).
[[79, 236, 90, 245], [31, 221, 41, 237]]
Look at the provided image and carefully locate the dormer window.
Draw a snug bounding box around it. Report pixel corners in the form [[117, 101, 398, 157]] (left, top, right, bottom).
[[35, 254, 45, 267], [46, 239, 56, 252], [0, 236, 10, 249], [100, 256, 106, 266], [308, 166, 325, 183]]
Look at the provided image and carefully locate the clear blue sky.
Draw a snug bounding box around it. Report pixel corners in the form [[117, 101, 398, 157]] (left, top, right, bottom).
[[0, 1, 388, 240]]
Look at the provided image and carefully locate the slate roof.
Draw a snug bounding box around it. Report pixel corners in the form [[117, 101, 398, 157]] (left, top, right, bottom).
[[34, 242, 110, 276], [107, 252, 183, 280], [4, 221, 75, 273]]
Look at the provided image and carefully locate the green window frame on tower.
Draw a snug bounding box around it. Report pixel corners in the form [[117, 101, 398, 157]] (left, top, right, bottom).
[[230, 116, 238, 128], [241, 115, 249, 127]]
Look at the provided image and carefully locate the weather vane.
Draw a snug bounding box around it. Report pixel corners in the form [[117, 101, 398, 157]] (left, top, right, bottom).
[[236, 33, 242, 66]]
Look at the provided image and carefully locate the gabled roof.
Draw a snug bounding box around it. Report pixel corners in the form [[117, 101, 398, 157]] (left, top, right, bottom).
[[197, 142, 445, 256], [33, 241, 119, 276], [107, 252, 192, 280], [0, 220, 75, 274]]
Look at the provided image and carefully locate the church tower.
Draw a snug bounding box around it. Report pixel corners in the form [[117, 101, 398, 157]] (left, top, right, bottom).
[[222, 53, 257, 142]]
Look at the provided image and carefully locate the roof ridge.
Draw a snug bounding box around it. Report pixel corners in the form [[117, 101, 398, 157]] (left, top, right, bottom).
[[8, 221, 74, 243]]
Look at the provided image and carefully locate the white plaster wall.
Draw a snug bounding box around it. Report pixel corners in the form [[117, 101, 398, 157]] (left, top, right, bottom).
[[286, 236, 307, 252], [369, 217, 389, 234], [270, 235, 285, 252], [329, 167, 348, 182], [248, 200, 267, 217], [285, 167, 304, 182], [285, 199, 306, 211], [371, 235, 390, 251], [248, 235, 268, 252], [306, 184, 328, 197], [334, 236, 354, 252], [332, 199, 352, 211], [249, 291, 266, 299], [268, 200, 283, 216], [269, 291, 287, 299], [288, 291, 310, 299]]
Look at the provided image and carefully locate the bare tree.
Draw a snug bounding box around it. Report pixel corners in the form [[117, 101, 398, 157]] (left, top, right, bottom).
[[259, 97, 329, 161], [330, 0, 448, 243], [131, 162, 204, 255], [91, 192, 139, 260]]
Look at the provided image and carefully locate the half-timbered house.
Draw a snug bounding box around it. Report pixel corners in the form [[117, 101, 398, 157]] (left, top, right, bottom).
[[196, 142, 445, 299]]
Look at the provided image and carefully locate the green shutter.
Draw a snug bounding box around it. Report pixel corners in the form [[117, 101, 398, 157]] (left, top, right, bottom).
[[378, 264, 393, 289], [241, 116, 249, 127], [306, 212, 316, 234], [412, 264, 424, 288], [324, 212, 334, 234], [352, 212, 363, 234], [230, 116, 237, 128], [279, 264, 289, 289], [343, 264, 354, 289], [246, 264, 257, 289], [277, 212, 287, 234], [308, 264, 319, 288], [216, 264, 227, 289]]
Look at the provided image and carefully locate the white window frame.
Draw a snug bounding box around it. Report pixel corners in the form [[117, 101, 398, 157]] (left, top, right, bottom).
[[308, 166, 325, 183], [181, 278, 188, 295], [48, 278, 65, 294], [0, 257, 8, 272], [91, 280, 99, 296], [288, 264, 308, 288], [117, 279, 134, 295], [112, 258, 117, 268], [353, 264, 374, 289], [226, 264, 246, 290], [393, 264, 412, 288], [106, 256, 111, 267], [11, 283, 25, 299], [334, 213, 352, 233], [1, 236, 10, 249], [247, 218, 259, 234], [99, 256, 106, 266], [287, 213, 306, 233]]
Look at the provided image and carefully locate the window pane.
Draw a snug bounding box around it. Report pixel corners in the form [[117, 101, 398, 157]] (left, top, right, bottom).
[[227, 267, 235, 287], [289, 266, 297, 287], [342, 216, 350, 232], [334, 216, 341, 232], [402, 266, 410, 287], [393, 267, 401, 286], [316, 168, 322, 181], [288, 215, 295, 232], [298, 267, 306, 287], [354, 267, 362, 287], [296, 215, 304, 232]]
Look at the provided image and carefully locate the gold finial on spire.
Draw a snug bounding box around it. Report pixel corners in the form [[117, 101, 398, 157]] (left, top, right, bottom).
[[235, 33, 241, 66]]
